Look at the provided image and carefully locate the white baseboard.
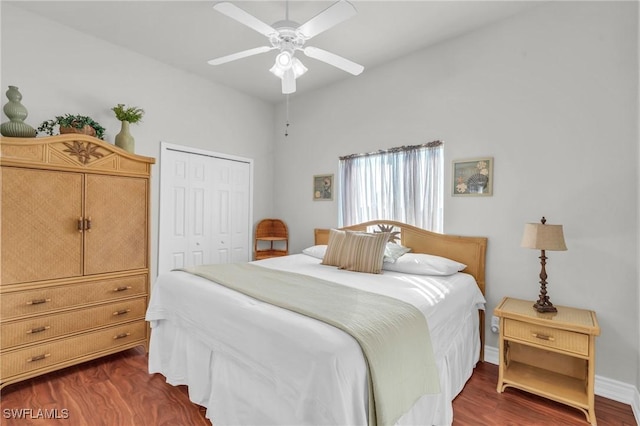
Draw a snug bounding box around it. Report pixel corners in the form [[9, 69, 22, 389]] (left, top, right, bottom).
[[483, 344, 500, 365], [484, 345, 640, 424]]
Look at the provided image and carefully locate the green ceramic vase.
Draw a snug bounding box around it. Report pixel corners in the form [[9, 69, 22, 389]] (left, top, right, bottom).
[[0, 86, 36, 138], [115, 120, 135, 153]]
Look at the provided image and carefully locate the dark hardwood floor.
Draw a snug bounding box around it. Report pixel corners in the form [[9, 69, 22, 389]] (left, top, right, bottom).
[[0, 347, 636, 425], [452, 362, 636, 426]]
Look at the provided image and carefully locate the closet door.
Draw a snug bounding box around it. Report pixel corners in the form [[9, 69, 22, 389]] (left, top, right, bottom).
[[1, 168, 83, 284], [158, 149, 214, 271], [84, 174, 148, 275], [158, 144, 252, 275], [211, 157, 251, 264]]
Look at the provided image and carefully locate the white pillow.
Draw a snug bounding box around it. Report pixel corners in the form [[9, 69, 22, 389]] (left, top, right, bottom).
[[302, 245, 327, 259], [383, 253, 466, 276], [383, 242, 411, 263]]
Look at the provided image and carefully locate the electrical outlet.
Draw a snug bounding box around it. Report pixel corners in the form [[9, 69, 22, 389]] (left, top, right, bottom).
[[491, 315, 500, 333]]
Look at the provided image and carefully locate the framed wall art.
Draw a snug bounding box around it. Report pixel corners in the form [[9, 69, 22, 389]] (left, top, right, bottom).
[[452, 157, 493, 196], [313, 174, 333, 201]]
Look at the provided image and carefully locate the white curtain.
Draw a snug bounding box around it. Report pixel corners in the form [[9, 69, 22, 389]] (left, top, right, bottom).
[[338, 142, 443, 232]]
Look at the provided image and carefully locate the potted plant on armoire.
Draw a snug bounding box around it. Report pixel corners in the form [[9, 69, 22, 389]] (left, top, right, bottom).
[[112, 103, 144, 153]]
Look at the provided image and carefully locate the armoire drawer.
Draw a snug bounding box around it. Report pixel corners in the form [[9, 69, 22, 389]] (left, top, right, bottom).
[[1, 297, 147, 349], [0, 321, 146, 380], [1, 274, 147, 320]]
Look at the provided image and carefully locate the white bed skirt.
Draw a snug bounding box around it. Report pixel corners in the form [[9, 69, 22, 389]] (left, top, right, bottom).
[[148, 307, 480, 426]]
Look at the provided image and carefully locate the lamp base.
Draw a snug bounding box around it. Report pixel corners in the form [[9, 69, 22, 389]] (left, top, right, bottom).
[[533, 248, 558, 313], [533, 301, 557, 313]]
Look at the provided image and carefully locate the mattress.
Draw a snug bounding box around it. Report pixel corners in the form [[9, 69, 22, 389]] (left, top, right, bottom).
[[146, 254, 486, 425]]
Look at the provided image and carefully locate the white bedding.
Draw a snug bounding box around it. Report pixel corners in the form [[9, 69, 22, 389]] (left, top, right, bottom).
[[146, 254, 486, 426]]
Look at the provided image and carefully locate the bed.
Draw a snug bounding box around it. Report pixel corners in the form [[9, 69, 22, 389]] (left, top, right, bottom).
[[146, 220, 487, 426]]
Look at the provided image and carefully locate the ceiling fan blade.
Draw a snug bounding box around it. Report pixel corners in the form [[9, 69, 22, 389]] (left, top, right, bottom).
[[213, 2, 277, 37], [303, 46, 364, 75], [208, 46, 274, 66], [282, 69, 297, 94], [297, 0, 357, 40]]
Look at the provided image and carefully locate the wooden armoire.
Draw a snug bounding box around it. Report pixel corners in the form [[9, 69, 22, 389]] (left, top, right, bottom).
[[0, 134, 154, 389]]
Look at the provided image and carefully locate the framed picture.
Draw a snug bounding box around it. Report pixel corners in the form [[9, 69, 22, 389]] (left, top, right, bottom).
[[452, 157, 493, 196], [313, 174, 333, 201]]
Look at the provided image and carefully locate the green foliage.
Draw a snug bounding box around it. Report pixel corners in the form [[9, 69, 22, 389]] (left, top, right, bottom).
[[37, 114, 106, 140], [111, 104, 144, 123]]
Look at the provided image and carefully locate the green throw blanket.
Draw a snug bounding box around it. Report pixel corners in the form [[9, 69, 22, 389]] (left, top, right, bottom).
[[179, 263, 440, 426]]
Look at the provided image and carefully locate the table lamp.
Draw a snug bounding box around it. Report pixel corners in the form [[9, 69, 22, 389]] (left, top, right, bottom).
[[521, 216, 567, 313]]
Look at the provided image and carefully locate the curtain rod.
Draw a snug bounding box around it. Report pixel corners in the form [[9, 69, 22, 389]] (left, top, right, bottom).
[[339, 140, 443, 161]]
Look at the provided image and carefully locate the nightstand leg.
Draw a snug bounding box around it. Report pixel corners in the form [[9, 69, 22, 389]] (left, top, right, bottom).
[[496, 319, 505, 393], [587, 338, 597, 425]]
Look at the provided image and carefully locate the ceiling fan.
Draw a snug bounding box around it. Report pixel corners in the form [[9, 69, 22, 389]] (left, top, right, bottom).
[[208, 0, 364, 95]]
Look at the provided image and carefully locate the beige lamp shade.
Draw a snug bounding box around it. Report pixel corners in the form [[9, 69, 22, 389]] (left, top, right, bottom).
[[521, 223, 567, 251]]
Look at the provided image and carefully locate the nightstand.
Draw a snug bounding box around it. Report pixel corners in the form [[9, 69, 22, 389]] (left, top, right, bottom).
[[494, 297, 600, 425]]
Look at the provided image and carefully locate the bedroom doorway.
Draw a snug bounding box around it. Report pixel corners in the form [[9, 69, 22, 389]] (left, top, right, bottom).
[[158, 142, 253, 275]]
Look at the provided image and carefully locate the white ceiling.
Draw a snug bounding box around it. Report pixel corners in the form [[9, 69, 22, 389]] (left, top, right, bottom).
[[10, 1, 538, 104]]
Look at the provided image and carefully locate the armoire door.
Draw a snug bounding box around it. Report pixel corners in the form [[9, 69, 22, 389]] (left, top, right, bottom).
[[84, 174, 148, 276], [158, 143, 253, 275], [1, 167, 83, 284]]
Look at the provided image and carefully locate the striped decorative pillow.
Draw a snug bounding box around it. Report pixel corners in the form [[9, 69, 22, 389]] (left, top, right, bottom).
[[321, 229, 347, 266], [339, 231, 390, 274]]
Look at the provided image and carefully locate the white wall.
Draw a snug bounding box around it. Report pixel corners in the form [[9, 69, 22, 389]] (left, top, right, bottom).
[[1, 3, 276, 280], [273, 1, 639, 387]]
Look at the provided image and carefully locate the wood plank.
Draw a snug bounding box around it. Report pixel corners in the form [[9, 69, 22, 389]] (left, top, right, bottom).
[[453, 362, 636, 426], [0, 347, 210, 426], [0, 349, 635, 425]]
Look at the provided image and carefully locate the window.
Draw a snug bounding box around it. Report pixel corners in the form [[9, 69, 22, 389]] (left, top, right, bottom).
[[338, 141, 443, 232]]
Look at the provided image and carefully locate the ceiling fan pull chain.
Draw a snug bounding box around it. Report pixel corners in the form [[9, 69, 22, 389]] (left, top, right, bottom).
[[285, 94, 290, 137]]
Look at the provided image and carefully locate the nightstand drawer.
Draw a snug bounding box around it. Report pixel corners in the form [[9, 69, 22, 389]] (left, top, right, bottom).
[[504, 319, 589, 356]]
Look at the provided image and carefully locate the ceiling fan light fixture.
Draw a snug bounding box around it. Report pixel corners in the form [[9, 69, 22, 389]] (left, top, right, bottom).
[[269, 63, 285, 78], [275, 50, 293, 69], [270, 56, 307, 80], [291, 57, 308, 78]]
